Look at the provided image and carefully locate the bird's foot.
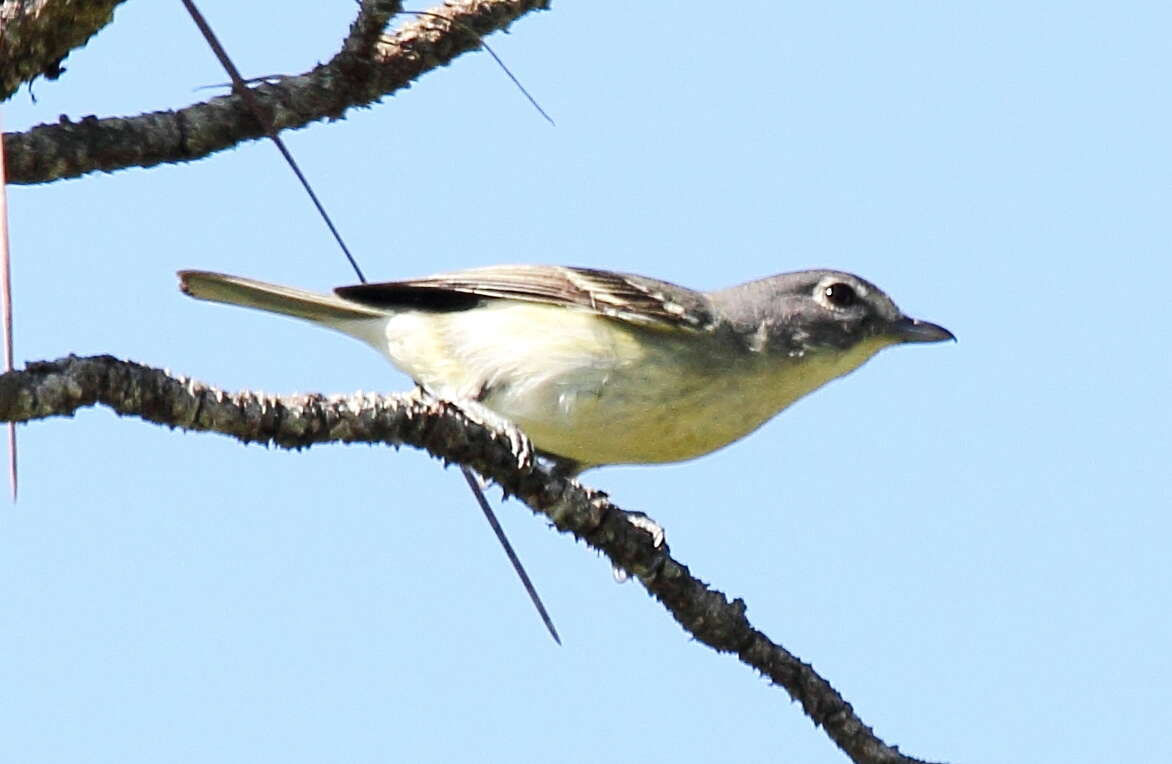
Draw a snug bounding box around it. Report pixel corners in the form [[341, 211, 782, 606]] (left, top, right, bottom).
[[612, 511, 666, 583]]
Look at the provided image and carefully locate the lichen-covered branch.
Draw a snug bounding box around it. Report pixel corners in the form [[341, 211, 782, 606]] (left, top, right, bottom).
[[0, 0, 128, 101], [3, 0, 551, 184], [0, 354, 939, 764]]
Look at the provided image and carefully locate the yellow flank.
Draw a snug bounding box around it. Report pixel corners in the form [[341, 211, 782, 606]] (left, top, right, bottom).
[[518, 333, 896, 466], [373, 302, 896, 468]]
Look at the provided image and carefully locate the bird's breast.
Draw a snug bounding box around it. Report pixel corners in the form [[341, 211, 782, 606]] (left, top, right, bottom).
[[375, 302, 889, 468]]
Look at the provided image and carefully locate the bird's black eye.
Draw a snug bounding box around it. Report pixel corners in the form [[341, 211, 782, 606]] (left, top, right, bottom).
[[823, 282, 857, 308]]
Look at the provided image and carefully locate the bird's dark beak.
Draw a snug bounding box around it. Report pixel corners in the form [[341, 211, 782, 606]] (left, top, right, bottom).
[[891, 316, 956, 343]]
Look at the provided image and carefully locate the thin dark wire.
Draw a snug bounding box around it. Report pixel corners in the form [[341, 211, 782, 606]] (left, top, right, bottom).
[[400, 10, 555, 126], [269, 139, 366, 282], [179, 0, 365, 282], [178, 0, 558, 642], [462, 468, 560, 644]]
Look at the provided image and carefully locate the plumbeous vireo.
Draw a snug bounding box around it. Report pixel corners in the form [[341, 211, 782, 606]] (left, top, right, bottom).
[[179, 265, 953, 474]]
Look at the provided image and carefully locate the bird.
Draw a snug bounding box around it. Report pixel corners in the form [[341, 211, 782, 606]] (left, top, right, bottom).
[[178, 265, 954, 475]]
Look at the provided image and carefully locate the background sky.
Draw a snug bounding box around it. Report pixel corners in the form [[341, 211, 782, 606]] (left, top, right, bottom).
[[3, 2, 1170, 762]]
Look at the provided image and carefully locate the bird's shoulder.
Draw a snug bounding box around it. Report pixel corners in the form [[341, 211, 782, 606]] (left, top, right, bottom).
[[335, 265, 717, 331]]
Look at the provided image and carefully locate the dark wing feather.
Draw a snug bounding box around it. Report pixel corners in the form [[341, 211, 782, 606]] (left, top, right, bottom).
[[335, 265, 716, 331]]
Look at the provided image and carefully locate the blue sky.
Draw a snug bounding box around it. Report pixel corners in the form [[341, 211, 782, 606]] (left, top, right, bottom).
[[4, 2, 1170, 762]]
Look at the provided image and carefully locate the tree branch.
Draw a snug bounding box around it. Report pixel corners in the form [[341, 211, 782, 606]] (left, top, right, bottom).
[[3, 0, 551, 184], [0, 0, 128, 101], [0, 354, 940, 764]]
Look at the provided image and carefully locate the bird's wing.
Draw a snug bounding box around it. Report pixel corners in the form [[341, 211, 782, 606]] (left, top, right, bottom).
[[334, 265, 717, 331]]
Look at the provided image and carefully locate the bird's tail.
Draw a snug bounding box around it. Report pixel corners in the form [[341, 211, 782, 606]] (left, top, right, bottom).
[[178, 270, 386, 325]]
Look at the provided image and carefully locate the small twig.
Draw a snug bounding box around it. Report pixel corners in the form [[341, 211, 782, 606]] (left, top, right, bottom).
[[345, 0, 404, 54]]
